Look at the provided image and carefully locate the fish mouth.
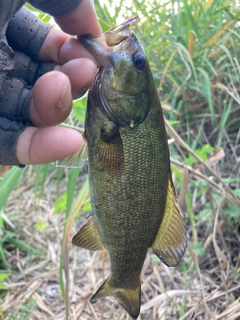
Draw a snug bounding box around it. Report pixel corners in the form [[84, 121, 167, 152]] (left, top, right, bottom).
[[78, 21, 133, 66], [104, 20, 135, 47]]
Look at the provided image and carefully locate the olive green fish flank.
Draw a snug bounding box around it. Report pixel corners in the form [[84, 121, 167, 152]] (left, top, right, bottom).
[[59, 20, 187, 319]]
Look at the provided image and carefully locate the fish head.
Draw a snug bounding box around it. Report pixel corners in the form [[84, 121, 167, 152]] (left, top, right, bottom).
[[79, 22, 150, 128]]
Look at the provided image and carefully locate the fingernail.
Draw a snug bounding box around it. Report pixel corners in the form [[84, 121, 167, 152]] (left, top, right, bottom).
[[56, 77, 71, 111]]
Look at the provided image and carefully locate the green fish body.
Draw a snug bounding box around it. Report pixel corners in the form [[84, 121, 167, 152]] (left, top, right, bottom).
[[59, 22, 187, 319]]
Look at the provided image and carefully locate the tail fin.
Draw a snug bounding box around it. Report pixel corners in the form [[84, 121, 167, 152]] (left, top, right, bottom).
[[90, 277, 141, 319]]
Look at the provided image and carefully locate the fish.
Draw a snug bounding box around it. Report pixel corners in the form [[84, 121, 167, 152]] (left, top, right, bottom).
[[57, 19, 187, 319]]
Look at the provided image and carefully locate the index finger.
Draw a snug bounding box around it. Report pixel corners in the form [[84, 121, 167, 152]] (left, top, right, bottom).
[[54, 0, 102, 36]]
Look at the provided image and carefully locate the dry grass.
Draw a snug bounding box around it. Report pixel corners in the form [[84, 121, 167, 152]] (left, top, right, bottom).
[[0, 163, 239, 320]]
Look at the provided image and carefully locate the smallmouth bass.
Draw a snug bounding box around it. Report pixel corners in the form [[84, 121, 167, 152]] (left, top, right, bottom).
[[58, 20, 187, 319]]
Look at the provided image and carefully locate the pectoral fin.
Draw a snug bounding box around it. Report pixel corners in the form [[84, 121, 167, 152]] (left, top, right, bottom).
[[72, 217, 104, 251], [98, 123, 124, 174], [152, 174, 187, 267], [56, 135, 88, 168]]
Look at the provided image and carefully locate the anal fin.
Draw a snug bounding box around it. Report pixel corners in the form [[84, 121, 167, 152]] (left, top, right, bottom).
[[151, 174, 187, 267], [72, 217, 104, 251]]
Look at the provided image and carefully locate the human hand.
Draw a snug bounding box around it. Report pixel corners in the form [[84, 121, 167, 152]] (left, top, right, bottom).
[[3, 0, 101, 166]]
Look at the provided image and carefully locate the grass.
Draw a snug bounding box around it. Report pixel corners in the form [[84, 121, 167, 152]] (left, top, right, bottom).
[[0, 0, 240, 319]]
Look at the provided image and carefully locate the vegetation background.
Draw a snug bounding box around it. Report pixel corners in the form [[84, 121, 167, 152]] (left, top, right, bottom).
[[0, 0, 240, 319]]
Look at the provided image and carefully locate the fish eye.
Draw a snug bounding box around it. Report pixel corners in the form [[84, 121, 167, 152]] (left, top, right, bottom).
[[132, 52, 146, 71]]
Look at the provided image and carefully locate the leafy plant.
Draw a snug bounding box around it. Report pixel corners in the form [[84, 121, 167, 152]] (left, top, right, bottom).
[[7, 298, 37, 320], [185, 144, 215, 166], [0, 167, 23, 211], [0, 168, 24, 269], [0, 273, 10, 299]]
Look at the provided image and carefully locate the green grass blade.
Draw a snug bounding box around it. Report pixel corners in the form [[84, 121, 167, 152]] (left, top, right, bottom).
[[219, 98, 233, 136], [182, 0, 200, 39], [7, 237, 45, 257], [59, 251, 65, 302], [66, 168, 81, 219], [197, 67, 215, 123], [203, 57, 218, 76], [34, 165, 41, 196], [60, 177, 89, 316], [39, 164, 50, 198], [175, 42, 197, 80], [56, 167, 62, 197], [217, 44, 235, 67], [0, 167, 24, 210], [0, 242, 10, 268]]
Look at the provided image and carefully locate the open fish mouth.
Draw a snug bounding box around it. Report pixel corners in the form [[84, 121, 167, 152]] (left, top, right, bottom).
[[105, 16, 139, 46], [78, 17, 139, 65]]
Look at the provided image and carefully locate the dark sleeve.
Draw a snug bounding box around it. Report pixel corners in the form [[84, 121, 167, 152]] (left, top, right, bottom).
[[6, 6, 52, 61], [29, 0, 82, 17], [8, 51, 55, 84], [0, 75, 32, 167], [3, 6, 56, 121], [0, 6, 56, 167], [0, 117, 29, 166], [0, 0, 26, 29]]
